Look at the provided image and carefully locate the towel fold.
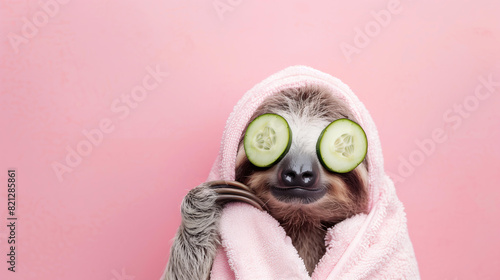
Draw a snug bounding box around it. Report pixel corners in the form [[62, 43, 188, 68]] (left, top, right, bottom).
[[207, 66, 420, 279]]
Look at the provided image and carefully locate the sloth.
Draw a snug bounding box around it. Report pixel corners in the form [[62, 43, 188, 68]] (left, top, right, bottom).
[[165, 86, 369, 280]]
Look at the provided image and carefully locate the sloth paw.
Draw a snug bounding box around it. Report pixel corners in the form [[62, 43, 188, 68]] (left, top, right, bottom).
[[208, 180, 267, 211]]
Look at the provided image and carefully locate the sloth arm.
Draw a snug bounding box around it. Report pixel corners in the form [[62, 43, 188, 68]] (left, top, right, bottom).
[[163, 181, 265, 280]]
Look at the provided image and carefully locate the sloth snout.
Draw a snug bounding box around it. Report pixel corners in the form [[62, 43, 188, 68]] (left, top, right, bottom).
[[278, 156, 319, 189]]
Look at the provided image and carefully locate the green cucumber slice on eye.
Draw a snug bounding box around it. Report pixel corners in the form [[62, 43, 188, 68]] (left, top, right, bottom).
[[316, 118, 368, 173], [244, 113, 292, 168]]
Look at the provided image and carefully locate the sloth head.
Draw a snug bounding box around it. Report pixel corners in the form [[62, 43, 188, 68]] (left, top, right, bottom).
[[235, 86, 369, 228]]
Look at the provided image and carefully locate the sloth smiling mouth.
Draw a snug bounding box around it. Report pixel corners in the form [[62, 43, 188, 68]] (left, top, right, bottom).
[[270, 185, 327, 204]]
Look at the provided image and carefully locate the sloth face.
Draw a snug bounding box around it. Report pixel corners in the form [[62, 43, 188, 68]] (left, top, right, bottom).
[[235, 86, 369, 226]]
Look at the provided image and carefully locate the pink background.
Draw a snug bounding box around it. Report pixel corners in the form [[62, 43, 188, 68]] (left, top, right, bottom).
[[1, 0, 499, 279]]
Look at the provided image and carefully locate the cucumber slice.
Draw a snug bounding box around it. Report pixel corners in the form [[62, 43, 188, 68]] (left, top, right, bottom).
[[316, 118, 367, 173], [244, 114, 292, 167]]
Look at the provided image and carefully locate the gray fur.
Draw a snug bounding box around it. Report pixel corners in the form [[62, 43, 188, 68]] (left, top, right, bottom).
[[163, 183, 221, 280]]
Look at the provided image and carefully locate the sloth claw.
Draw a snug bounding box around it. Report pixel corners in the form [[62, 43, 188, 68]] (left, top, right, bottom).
[[208, 180, 267, 211], [214, 192, 264, 211]]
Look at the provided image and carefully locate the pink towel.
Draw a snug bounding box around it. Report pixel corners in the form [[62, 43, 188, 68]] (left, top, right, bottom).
[[207, 66, 420, 279]]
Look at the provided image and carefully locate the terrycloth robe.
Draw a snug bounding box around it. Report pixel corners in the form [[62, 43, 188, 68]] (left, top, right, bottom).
[[207, 66, 420, 279]]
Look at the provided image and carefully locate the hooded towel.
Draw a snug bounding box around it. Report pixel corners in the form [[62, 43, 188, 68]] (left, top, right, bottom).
[[207, 66, 420, 279]]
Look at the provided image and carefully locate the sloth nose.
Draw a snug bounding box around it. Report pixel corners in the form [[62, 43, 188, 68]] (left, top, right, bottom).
[[279, 156, 319, 189]]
